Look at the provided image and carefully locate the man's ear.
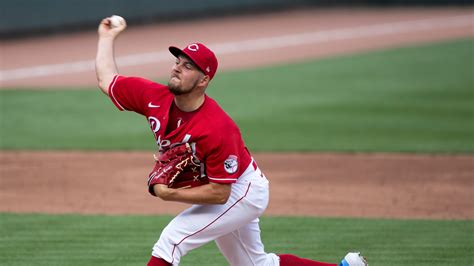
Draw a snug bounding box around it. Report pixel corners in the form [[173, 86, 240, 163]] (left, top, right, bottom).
[[199, 75, 210, 87]]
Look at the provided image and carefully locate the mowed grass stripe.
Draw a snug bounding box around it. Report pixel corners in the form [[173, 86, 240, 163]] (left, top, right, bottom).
[[210, 37, 473, 152], [0, 213, 472, 266], [0, 38, 472, 152]]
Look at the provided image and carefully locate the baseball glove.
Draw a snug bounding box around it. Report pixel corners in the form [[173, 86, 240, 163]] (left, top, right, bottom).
[[147, 143, 208, 195]]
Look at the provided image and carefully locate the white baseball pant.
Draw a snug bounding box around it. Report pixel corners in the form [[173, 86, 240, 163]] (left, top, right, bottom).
[[151, 160, 280, 266]]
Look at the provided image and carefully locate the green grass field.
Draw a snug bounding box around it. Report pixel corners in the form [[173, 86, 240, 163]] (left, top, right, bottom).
[[0, 213, 472, 266], [0, 38, 472, 152], [1, 39, 473, 265]]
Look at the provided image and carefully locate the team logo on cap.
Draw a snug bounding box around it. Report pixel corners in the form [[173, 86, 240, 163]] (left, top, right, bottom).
[[224, 155, 238, 174], [187, 44, 199, 52]]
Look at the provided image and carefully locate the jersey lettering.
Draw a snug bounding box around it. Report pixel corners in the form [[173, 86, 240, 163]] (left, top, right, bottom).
[[156, 134, 193, 151], [148, 116, 161, 133]]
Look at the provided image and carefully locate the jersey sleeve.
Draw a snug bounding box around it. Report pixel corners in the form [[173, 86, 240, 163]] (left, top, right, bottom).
[[108, 75, 155, 115], [204, 124, 248, 184]]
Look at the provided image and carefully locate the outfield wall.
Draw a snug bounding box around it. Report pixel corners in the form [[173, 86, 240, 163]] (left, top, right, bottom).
[[2, 0, 311, 37], [1, 0, 471, 37]]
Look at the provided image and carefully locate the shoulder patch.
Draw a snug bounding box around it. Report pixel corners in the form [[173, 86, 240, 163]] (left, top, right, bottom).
[[224, 155, 238, 174]]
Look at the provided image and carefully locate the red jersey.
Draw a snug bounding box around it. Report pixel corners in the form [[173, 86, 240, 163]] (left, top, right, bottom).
[[108, 75, 252, 184]]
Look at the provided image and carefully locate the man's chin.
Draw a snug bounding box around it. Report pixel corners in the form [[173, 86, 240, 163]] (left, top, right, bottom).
[[167, 80, 180, 94], [168, 79, 195, 96], [168, 84, 187, 96], [167, 86, 179, 95]]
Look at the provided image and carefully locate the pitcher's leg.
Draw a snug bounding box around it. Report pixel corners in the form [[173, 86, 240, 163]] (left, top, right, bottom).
[[151, 181, 262, 265], [279, 254, 337, 266], [215, 218, 279, 266]]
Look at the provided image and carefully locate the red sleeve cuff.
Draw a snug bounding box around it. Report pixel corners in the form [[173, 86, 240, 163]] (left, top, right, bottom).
[[108, 75, 125, 111]]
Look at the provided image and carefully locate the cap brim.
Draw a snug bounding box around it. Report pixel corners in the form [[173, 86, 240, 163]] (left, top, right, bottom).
[[169, 46, 183, 58], [169, 46, 205, 74]]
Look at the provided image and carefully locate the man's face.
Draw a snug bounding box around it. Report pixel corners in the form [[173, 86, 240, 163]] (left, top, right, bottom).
[[168, 55, 204, 95]]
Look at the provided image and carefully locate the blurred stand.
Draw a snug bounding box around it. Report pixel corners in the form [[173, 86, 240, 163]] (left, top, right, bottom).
[[1, 0, 472, 39]]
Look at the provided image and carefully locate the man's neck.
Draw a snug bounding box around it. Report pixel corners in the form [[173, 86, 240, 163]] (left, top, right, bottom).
[[174, 93, 205, 112]]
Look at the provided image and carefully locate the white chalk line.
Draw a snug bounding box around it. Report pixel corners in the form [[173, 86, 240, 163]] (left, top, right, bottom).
[[1, 15, 472, 82]]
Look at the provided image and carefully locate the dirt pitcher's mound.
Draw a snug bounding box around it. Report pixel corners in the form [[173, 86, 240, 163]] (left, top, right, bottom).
[[1, 151, 472, 219]]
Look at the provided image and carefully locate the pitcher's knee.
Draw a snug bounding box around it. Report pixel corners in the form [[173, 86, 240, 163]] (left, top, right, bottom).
[[228, 252, 280, 266], [151, 232, 180, 264], [261, 253, 280, 266]]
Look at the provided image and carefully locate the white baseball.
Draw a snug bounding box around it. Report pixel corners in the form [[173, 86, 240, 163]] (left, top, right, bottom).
[[110, 15, 125, 28]]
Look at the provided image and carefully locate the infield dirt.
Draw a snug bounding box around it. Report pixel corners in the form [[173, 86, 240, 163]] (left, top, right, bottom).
[[1, 151, 473, 219]]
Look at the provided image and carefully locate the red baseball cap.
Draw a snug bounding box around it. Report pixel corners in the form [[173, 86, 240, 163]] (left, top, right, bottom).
[[169, 43, 218, 80]]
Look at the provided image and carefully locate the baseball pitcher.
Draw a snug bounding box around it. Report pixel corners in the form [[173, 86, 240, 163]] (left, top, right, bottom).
[[95, 16, 368, 266]]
